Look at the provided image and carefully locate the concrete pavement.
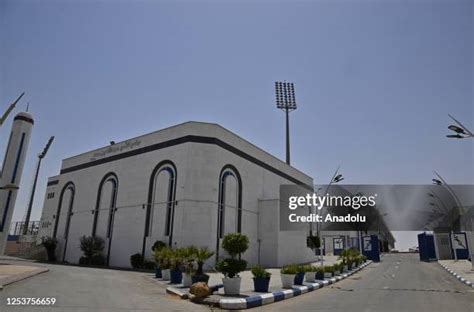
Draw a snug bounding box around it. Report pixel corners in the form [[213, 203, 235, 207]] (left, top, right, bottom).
[[0, 260, 210, 312], [253, 253, 474, 312]]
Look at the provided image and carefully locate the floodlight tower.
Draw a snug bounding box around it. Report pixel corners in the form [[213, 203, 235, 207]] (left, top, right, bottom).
[[23, 136, 54, 235], [275, 81, 297, 165]]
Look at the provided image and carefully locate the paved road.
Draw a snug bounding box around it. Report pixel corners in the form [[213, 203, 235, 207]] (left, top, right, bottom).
[[0, 261, 210, 312], [255, 253, 474, 312]]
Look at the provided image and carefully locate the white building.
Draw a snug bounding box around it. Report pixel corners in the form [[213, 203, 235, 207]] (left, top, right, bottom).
[[38, 121, 315, 268]]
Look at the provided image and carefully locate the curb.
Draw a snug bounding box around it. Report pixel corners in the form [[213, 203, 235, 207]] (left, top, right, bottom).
[[220, 261, 372, 310], [439, 262, 474, 288], [0, 267, 49, 288]]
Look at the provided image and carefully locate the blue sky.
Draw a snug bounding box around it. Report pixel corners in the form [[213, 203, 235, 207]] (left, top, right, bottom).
[[1, 0, 472, 249]]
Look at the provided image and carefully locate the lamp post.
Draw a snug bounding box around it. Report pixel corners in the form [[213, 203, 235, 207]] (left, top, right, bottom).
[[23, 136, 54, 235], [275, 81, 297, 165], [317, 166, 344, 266]]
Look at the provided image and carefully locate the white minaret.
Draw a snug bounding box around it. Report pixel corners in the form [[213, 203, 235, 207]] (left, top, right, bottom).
[[0, 111, 34, 254]]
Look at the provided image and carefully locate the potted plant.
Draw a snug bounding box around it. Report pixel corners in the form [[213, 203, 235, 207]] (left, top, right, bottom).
[[41, 236, 58, 262], [280, 265, 297, 288], [181, 246, 197, 287], [152, 240, 167, 278], [169, 248, 183, 284], [251, 265, 271, 292], [191, 247, 215, 284], [294, 265, 306, 285], [304, 265, 318, 283], [323, 265, 334, 278], [155, 247, 171, 280], [315, 267, 325, 280], [216, 233, 249, 295]]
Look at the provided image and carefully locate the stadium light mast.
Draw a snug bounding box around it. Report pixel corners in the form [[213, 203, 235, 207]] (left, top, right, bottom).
[[23, 136, 54, 235], [275, 81, 297, 165], [0, 92, 24, 127]]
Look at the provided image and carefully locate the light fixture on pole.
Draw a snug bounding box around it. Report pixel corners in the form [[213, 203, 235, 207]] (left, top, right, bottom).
[[275, 81, 297, 165], [446, 114, 473, 139], [0, 92, 24, 127], [23, 136, 55, 235]]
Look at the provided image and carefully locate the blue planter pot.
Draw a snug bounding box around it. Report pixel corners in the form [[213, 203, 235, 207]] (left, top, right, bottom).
[[155, 266, 162, 278], [170, 269, 182, 284], [294, 272, 305, 285], [315, 271, 324, 280], [253, 277, 270, 292]]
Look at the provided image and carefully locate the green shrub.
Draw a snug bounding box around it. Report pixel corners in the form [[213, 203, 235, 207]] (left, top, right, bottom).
[[79, 235, 105, 266], [251, 265, 271, 278], [305, 265, 319, 272], [151, 240, 167, 252], [216, 258, 247, 278], [280, 264, 298, 275], [221, 233, 249, 259], [323, 265, 335, 273], [41, 236, 58, 250], [130, 253, 144, 269]]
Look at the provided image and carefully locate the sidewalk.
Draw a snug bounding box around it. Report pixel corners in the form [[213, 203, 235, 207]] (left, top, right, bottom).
[[439, 259, 474, 288]]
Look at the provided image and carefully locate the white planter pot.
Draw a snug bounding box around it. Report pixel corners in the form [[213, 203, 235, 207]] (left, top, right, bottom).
[[343, 265, 348, 272], [335, 271, 341, 276], [182, 273, 192, 287], [222, 277, 241, 295], [304, 272, 316, 283], [324, 272, 332, 279], [162, 269, 170, 281], [281, 274, 295, 289]]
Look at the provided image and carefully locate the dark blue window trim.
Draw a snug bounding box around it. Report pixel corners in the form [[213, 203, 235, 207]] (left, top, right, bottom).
[[0, 191, 12, 231], [11, 133, 26, 184]]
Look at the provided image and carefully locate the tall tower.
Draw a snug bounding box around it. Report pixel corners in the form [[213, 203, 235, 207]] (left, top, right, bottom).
[[0, 112, 34, 254]]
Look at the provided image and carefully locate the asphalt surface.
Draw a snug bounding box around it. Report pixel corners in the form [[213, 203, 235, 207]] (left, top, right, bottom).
[[255, 253, 474, 312], [0, 261, 210, 312]]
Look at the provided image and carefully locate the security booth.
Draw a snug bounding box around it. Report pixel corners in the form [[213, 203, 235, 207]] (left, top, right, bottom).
[[450, 232, 470, 260], [362, 235, 380, 262], [418, 232, 437, 262]]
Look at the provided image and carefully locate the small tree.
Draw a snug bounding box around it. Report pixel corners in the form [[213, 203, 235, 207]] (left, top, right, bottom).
[[217, 233, 249, 278], [79, 235, 105, 266]]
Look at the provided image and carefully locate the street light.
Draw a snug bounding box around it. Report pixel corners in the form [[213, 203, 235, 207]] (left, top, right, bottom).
[[446, 114, 473, 139], [317, 166, 344, 266], [275, 81, 297, 165]]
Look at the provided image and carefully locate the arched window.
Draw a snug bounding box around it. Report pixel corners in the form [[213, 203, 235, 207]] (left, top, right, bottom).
[[143, 161, 177, 252], [217, 165, 242, 238], [53, 182, 75, 239], [92, 173, 118, 238]]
